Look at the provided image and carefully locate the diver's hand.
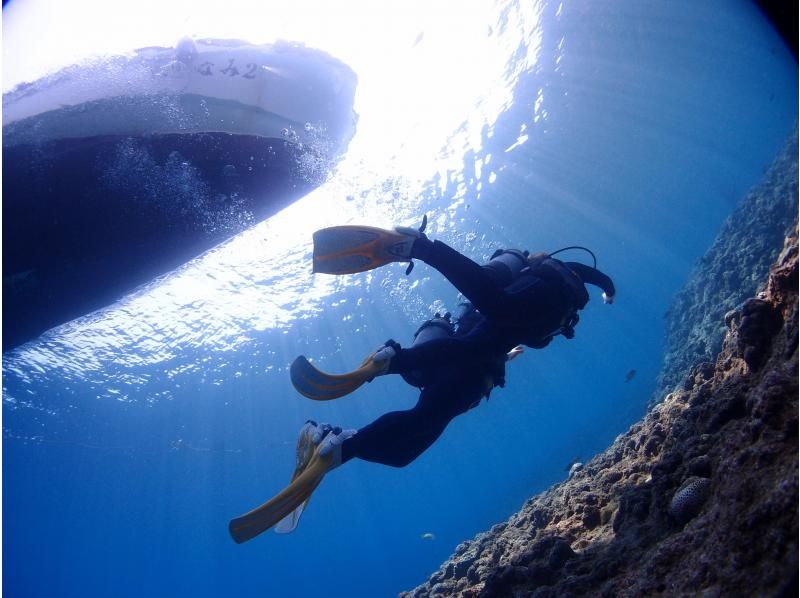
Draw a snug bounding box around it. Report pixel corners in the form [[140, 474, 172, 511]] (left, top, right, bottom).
[[602, 292, 615, 305]]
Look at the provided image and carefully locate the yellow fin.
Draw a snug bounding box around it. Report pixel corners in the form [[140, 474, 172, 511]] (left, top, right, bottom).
[[228, 449, 331, 543], [290, 354, 387, 401], [312, 225, 413, 275]]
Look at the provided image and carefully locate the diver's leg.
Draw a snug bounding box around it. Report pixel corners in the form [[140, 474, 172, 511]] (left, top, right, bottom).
[[412, 238, 510, 318], [340, 407, 448, 467], [340, 372, 485, 467], [386, 333, 491, 374]]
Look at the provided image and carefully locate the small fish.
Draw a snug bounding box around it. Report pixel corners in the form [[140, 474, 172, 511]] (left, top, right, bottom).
[[624, 369, 636, 383], [420, 532, 436, 541]]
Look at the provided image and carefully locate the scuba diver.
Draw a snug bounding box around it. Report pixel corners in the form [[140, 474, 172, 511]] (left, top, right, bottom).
[[229, 216, 616, 543]]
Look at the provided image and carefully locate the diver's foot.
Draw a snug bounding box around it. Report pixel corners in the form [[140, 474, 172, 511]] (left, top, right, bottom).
[[394, 215, 433, 261], [369, 339, 401, 376], [318, 426, 357, 470], [296, 420, 355, 472], [294, 420, 327, 473]]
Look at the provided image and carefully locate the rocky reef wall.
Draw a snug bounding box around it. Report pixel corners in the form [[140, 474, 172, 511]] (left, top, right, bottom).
[[402, 132, 799, 597], [654, 129, 798, 403]]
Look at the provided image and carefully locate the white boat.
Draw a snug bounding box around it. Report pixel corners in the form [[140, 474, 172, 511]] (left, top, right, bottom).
[[2, 38, 358, 351], [4, 37, 357, 157]]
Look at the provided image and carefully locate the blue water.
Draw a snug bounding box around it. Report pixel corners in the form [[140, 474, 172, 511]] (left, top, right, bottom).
[[4, 1, 797, 596]]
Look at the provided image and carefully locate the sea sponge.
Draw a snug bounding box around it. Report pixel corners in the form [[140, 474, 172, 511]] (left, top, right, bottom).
[[669, 477, 712, 524]]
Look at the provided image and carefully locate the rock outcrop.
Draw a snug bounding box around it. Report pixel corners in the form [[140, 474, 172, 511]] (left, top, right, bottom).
[[402, 134, 798, 597], [654, 131, 798, 402]]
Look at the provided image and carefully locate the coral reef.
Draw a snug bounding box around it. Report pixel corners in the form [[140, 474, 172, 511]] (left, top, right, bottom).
[[402, 224, 798, 598], [402, 134, 798, 597], [654, 130, 798, 402]]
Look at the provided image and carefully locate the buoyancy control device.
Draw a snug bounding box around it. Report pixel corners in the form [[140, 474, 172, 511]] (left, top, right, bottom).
[[397, 245, 613, 388], [485, 248, 586, 346]]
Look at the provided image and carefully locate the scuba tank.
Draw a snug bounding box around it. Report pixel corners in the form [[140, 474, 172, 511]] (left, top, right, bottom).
[[401, 312, 455, 388], [483, 246, 600, 347], [484, 248, 530, 286]]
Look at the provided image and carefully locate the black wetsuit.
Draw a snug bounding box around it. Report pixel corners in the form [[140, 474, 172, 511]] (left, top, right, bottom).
[[340, 239, 614, 467]]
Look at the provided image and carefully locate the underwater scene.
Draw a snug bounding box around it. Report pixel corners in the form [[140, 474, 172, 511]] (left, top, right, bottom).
[[3, 1, 798, 596]]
